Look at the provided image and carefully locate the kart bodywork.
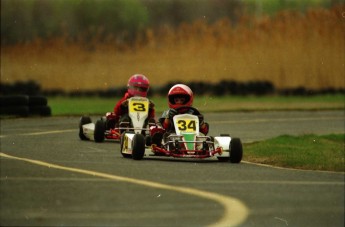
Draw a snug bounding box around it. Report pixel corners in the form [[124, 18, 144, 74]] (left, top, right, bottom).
[[79, 97, 154, 142], [120, 106, 243, 163]]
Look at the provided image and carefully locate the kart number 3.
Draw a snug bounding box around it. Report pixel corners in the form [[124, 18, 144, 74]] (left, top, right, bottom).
[[130, 101, 148, 112], [177, 120, 196, 132]]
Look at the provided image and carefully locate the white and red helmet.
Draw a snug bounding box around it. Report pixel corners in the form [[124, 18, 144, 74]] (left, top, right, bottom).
[[168, 84, 193, 109], [127, 74, 150, 97]]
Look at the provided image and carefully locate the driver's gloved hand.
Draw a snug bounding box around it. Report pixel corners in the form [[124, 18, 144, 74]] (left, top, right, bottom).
[[168, 108, 178, 119], [149, 100, 155, 109], [200, 122, 209, 135]]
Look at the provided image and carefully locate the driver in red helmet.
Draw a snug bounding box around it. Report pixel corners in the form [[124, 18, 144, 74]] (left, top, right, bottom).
[[159, 84, 209, 135], [106, 74, 155, 129]]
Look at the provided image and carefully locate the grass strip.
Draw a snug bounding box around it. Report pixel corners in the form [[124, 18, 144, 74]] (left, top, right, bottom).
[[48, 94, 344, 116], [243, 134, 345, 172]]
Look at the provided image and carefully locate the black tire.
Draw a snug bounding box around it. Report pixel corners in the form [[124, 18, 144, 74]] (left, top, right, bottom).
[[94, 119, 105, 143], [230, 138, 243, 163], [0, 105, 29, 117], [120, 132, 132, 158], [0, 97, 5, 106], [40, 106, 52, 116], [217, 156, 230, 162], [0, 95, 29, 106], [132, 134, 145, 160], [79, 116, 92, 140], [28, 96, 48, 106], [145, 135, 152, 146], [29, 105, 51, 116]]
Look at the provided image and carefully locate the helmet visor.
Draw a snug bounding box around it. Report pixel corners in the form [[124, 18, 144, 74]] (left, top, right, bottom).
[[169, 94, 190, 105], [129, 86, 148, 93], [174, 96, 186, 104]]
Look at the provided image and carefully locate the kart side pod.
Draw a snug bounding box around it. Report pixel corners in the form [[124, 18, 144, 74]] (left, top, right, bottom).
[[82, 123, 95, 141], [213, 136, 231, 151], [213, 136, 231, 155], [121, 133, 136, 155]]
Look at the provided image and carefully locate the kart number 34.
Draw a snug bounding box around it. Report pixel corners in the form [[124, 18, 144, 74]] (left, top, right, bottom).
[[177, 120, 196, 132]]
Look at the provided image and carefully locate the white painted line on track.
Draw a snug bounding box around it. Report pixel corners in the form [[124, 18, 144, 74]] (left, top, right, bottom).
[[0, 152, 249, 227], [19, 129, 77, 136], [242, 161, 345, 174], [0, 129, 77, 138]]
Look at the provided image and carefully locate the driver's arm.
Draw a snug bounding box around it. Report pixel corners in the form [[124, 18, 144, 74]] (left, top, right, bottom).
[[197, 113, 209, 135], [159, 110, 169, 129], [187, 108, 204, 125], [192, 110, 209, 135], [160, 109, 177, 130]]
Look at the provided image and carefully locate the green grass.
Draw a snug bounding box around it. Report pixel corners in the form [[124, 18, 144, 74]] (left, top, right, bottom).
[[40, 95, 345, 172], [243, 134, 345, 172], [48, 94, 344, 115]]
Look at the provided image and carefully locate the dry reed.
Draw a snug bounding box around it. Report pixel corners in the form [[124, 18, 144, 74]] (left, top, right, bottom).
[[1, 5, 344, 91]]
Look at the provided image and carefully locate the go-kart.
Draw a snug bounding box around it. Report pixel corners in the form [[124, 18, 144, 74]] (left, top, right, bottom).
[[120, 106, 243, 163], [79, 97, 155, 142]]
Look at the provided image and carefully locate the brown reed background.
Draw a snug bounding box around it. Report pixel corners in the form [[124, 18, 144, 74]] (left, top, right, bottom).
[[2, 5, 344, 92]]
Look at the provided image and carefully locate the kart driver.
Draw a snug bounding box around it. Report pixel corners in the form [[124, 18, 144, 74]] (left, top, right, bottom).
[[105, 74, 156, 129], [150, 84, 209, 146], [159, 84, 209, 135]]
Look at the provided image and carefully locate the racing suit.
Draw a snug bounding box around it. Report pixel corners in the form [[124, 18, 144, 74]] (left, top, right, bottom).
[[110, 92, 155, 126]]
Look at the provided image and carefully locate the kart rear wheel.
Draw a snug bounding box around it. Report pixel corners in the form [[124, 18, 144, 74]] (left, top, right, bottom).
[[230, 138, 243, 163], [94, 120, 105, 143], [217, 156, 230, 162], [79, 116, 92, 140], [132, 134, 145, 160], [120, 132, 132, 158], [220, 133, 230, 136], [145, 135, 152, 146]]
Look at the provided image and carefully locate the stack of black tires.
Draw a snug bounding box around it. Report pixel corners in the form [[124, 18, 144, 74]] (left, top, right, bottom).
[[0, 95, 51, 117]]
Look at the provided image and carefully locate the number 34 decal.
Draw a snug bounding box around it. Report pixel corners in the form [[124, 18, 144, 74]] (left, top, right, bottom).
[[177, 120, 197, 132]]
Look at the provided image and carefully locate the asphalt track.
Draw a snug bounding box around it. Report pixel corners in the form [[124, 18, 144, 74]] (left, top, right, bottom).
[[0, 110, 344, 227]]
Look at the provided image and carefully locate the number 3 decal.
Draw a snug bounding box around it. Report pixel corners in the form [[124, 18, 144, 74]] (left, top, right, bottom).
[[177, 120, 196, 131], [132, 102, 146, 111]]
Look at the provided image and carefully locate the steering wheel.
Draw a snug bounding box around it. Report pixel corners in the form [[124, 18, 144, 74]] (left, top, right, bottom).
[[174, 106, 201, 116]]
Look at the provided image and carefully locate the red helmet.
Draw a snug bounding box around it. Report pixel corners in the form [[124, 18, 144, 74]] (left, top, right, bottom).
[[127, 74, 150, 97], [168, 84, 193, 109]]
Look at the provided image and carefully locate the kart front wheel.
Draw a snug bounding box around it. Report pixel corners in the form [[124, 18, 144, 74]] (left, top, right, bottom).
[[94, 120, 105, 143], [132, 134, 145, 160], [230, 138, 243, 163], [217, 156, 230, 162], [79, 116, 92, 140]]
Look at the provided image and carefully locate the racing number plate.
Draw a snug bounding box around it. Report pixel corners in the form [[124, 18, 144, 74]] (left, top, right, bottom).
[[173, 114, 199, 135], [129, 99, 149, 114], [173, 114, 200, 151], [177, 119, 197, 133]]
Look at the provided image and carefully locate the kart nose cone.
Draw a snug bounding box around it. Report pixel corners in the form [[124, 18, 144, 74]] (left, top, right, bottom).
[[182, 132, 196, 150]]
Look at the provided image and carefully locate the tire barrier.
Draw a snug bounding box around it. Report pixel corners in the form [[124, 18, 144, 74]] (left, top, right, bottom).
[[0, 95, 51, 117], [0, 80, 41, 96], [1, 80, 344, 98]]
